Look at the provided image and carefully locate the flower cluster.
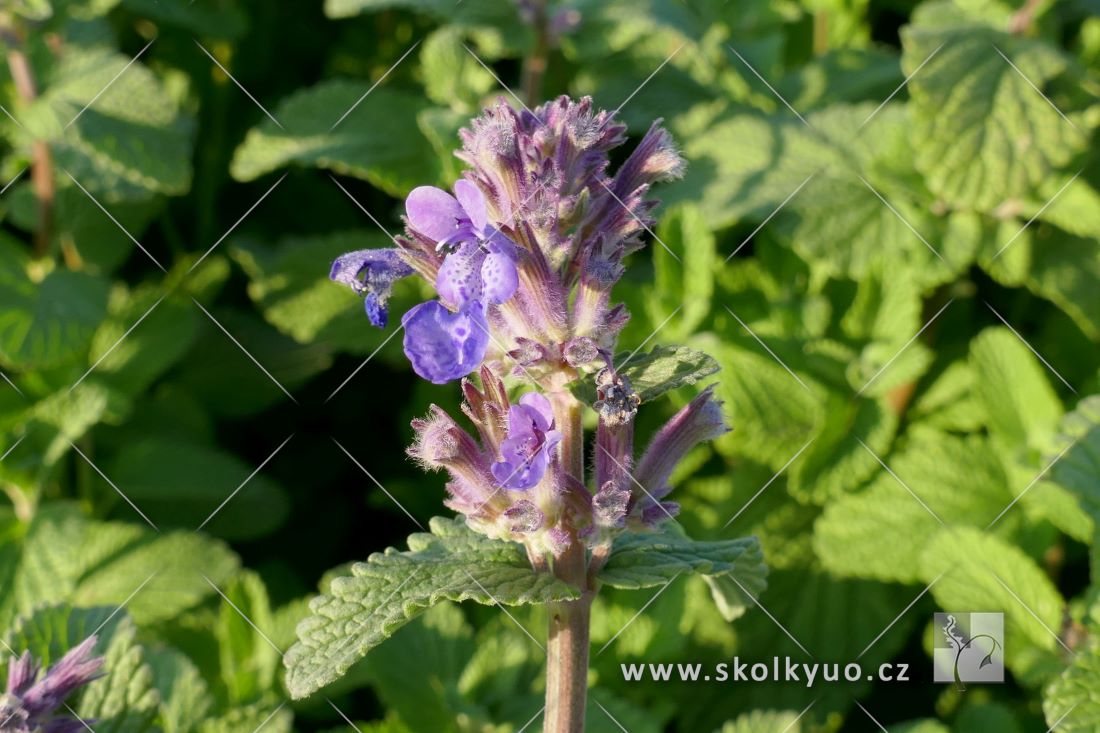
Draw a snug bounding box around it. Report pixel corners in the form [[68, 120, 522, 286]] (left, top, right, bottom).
[[1, 636, 103, 733], [331, 96, 725, 556]]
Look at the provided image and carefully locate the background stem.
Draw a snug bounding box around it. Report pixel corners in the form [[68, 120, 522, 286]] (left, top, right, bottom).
[[521, 0, 551, 107], [6, 44, 55, 258]]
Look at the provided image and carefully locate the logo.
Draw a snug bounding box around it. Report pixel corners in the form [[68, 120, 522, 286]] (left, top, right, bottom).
[[933, 612, 1004, 688]]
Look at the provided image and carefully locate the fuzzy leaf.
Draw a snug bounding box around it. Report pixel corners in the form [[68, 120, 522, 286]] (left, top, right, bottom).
[[0, 235, 109, 370], [599, 529, 766, 598], [815, 431, 1014, 582], [969, 327, 1063, 448], [921, 527, 1064, 682], [1043, 643, 1100, 733], [714, 710, 803, 733], [283, 517, 581, 699], [29, 45, 193, 200], [902, 2, 1088, 210], [1043, 394, 1100, 523], [229, 83, 439, 196], [0, 505, 239, 631]]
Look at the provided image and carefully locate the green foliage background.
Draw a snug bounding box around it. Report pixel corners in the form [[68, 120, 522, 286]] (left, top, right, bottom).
[[1, 0, 1099, 731]]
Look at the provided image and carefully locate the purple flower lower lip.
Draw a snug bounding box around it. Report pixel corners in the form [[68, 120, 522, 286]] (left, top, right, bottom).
[[329, 248, 415, 328], [491, 393, 562, 490], [402, 300, 491, 384]]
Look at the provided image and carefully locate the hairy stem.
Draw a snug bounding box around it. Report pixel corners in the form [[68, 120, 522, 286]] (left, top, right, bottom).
[[545, 390, 591, 733], [5, 42, 54, 258], [521, 0, 551, 108], [546, 541, 591, 733]]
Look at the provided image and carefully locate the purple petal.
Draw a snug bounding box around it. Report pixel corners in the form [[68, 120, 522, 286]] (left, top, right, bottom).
[[402, 300, 490, 384], [406, 186, 466, 242], [22, 636, 103, 717], [330, 248, 414, 328], [453, 179, 488, 232], [518, 393, 554, 432], [480, 250, 518, 305], [6, 651, 38, 696], [435, 242, 485, 308]]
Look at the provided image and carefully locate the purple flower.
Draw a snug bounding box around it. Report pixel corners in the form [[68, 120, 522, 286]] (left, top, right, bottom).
[[402, 300, 491, 384], [2, 636, 104, 733], [491, 393, 562, 490], [406, 181, 519, 308], [329, 248, 415, 328]]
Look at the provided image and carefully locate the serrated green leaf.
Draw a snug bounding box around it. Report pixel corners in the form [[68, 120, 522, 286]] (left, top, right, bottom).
[[815, 431, 1014, 582], [620, 345, 720, 402], [230, 84, 439, 196], [0, 505, 239, 630], [1043, 642, 1100, 733], [651, 204, 716, 341], [788, 394, 898, 503], [77, 615, 160, 733], [198, 699, 293, 733], [710, 339, 820, 468], [921, 527, 1064, 680], [970, 326, 1063, 448], [598, 528, 766, 598], [283, 517, 580, 699], [146, 646, 213, 733], [362, 603, 477, 733], [28, 46, 193, 200], [902, 2, 1088, 210], [0, 382, 113, 487], [1040, 394, 1100, 528], [0, 236, 109, 369], [573, 345, 719, 404], [216, 571, 279, 704], [1031, 175, 1100, 239], [89, 288, 200, 396], [714, 709, 802, 733]]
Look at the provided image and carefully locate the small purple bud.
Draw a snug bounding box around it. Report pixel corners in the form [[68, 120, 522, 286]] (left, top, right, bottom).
[[563, 337, 601, 368], [409, 405, 497, 497], [547, 526, 572, 554], [5, 652, 38, 697], [504, 500, 544, 533], [634, 386, 729, 500], [640, 500, 681, 526], [508, 337, 546, 367], [593, 481, 631, 529]]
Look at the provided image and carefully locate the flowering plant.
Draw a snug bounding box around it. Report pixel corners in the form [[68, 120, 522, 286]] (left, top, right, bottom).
[[288, 97, 766, 731], [1, 636, 103, 733]]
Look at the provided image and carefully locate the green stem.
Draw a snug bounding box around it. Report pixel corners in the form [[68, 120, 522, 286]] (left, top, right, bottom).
[[545, 390, 591, 733], [521, 0, 551, 107]]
